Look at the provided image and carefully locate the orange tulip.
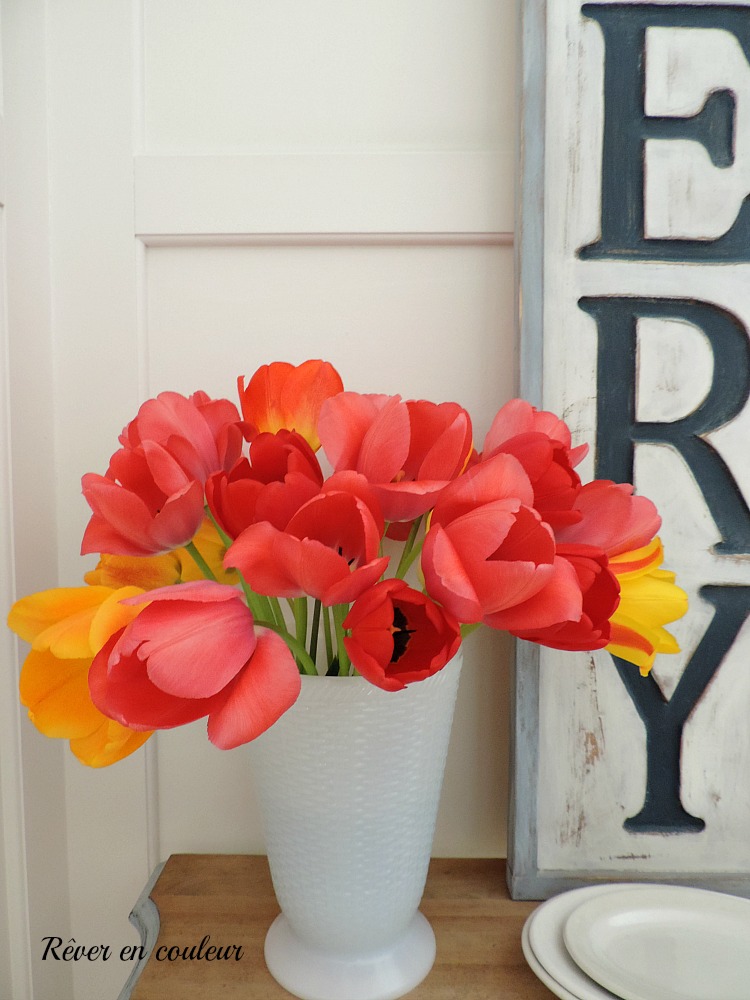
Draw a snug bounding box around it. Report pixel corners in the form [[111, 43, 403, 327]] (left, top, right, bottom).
[[237, 360, 344, 452], [8, 586, 152, 766]]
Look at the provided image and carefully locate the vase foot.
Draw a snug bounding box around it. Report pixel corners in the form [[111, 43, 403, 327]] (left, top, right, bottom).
[[263, 910, 436, 1000]]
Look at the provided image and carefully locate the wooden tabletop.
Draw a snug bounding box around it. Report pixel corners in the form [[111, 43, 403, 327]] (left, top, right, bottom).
[[123, 854, 552, 999]]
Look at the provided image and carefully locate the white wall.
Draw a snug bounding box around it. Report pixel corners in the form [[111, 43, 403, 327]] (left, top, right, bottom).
[[2, 2, 518, 997]]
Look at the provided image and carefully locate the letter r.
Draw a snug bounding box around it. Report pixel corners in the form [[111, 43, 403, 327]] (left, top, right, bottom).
[[579, 295, 750, 554]]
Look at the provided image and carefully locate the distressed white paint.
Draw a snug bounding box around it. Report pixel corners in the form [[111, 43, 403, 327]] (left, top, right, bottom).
[[635, 317, 715, 424], [646, 26, 750, 239], [516, 0, 750, 889]]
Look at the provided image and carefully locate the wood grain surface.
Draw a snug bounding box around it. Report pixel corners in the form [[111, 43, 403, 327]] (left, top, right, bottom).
[[127, 855, 552, 998]]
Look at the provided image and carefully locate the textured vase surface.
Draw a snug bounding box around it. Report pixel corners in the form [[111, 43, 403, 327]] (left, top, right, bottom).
[[249, 651, 463, 1000]]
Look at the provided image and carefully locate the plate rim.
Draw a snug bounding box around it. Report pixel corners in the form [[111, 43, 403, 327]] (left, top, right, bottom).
[[522, 917, 582, 1000], [525, 883, 651, 1000], [562, 884, 750, 1000]]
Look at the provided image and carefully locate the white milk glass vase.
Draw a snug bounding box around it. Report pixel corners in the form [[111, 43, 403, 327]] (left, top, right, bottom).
[[248, 650, 463, 1000]]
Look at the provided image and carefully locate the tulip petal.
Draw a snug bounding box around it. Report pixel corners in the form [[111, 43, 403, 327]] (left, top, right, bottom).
[[344, 635, 404, 691], [148, 482, 206, 551], [8, 586, 113, 646], [207, 630, 301, 749], [318, 392, 394, 470], [135, 392, 223, 468], [484, 399, 576, 454], [119, 599, 257, 698], [69, 722, 152, 768], [84, 553, 182, 590], [409, 403, 472, 480], [227, 523, 347, 600], [141, 439, 195, 496], [357, 397, 410, 483], [486, 556, 583, 631], [81, 474, 162, 554], [239, 360, 343, 450], [432, 453, 534, 525], [90, 632, 223, 730], [88, 586, 146, 655], [20, 650, 104, 738], [321, 556, 390, 606], [421, 524, 483, 622], [558, 481, 661, 556]]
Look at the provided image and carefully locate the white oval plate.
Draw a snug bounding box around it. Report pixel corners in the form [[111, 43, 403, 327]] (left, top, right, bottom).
[[564, 885, 750, 1000], [525, 884, 648, 1000], [521, 919, 581, 1000]]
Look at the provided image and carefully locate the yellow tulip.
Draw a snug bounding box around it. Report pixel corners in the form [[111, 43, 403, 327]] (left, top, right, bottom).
[[606, 537, 688, 676], [84, 518, 236, 589], [8, 585, 152, 767]]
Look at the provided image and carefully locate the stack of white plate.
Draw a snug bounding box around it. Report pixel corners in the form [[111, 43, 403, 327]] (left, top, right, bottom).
[[521, 882, 750, 1000]]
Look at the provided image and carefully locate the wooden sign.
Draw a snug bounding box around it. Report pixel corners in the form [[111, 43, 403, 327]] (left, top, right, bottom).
[[509, 0, 750, 898]]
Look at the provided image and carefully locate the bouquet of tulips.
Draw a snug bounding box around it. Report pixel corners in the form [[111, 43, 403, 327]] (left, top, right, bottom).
[[7, 360, 688, 767]]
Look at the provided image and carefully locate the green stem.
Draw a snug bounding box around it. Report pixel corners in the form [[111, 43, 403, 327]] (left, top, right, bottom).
[[323, 603, 334, 667], [309, 599, 322, 663], [460, 622, 481, 640], [394, 516, 423, 579], [293, 597, 308, 652], [254, 620, 318, 676], [202, 508, 316, 670], [267, 596, 285, 630], [236, 575, 267, 622], [184, 541, 218, 582], [205, 507, 232, 546], [332, 603, 351, 676]]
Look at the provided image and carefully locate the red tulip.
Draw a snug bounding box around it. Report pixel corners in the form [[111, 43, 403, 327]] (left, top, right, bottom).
[[237, 359, 344, 452], [508, 481, 661, 651], [421, 454, 583, 630], [89, 581, 301, 749], [318, 392, 473, 521], [206, 430, 324, 539], [343, 579, 461, 691], [481, 400, 587, 529], [511, 544, 620, 650], [225, 473, 389, 606]]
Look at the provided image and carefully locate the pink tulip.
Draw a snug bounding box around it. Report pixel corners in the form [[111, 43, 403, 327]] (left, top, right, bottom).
[[421, 454, 583, 630], [89, 581, 301, 749], [119, 391, 243, 482], [82, 391, 244, 557], [81, 459, 206, 557], [555, 480, 661, 555], [480, 400, 587, 529], [318, 392, 473, 522]]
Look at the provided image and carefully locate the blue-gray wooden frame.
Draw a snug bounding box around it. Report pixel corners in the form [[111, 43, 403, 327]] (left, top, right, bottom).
[[506, 0, 750, 901]]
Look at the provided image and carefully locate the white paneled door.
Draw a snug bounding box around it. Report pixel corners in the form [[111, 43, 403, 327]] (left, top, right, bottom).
[[3, 2, 517, 997]]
